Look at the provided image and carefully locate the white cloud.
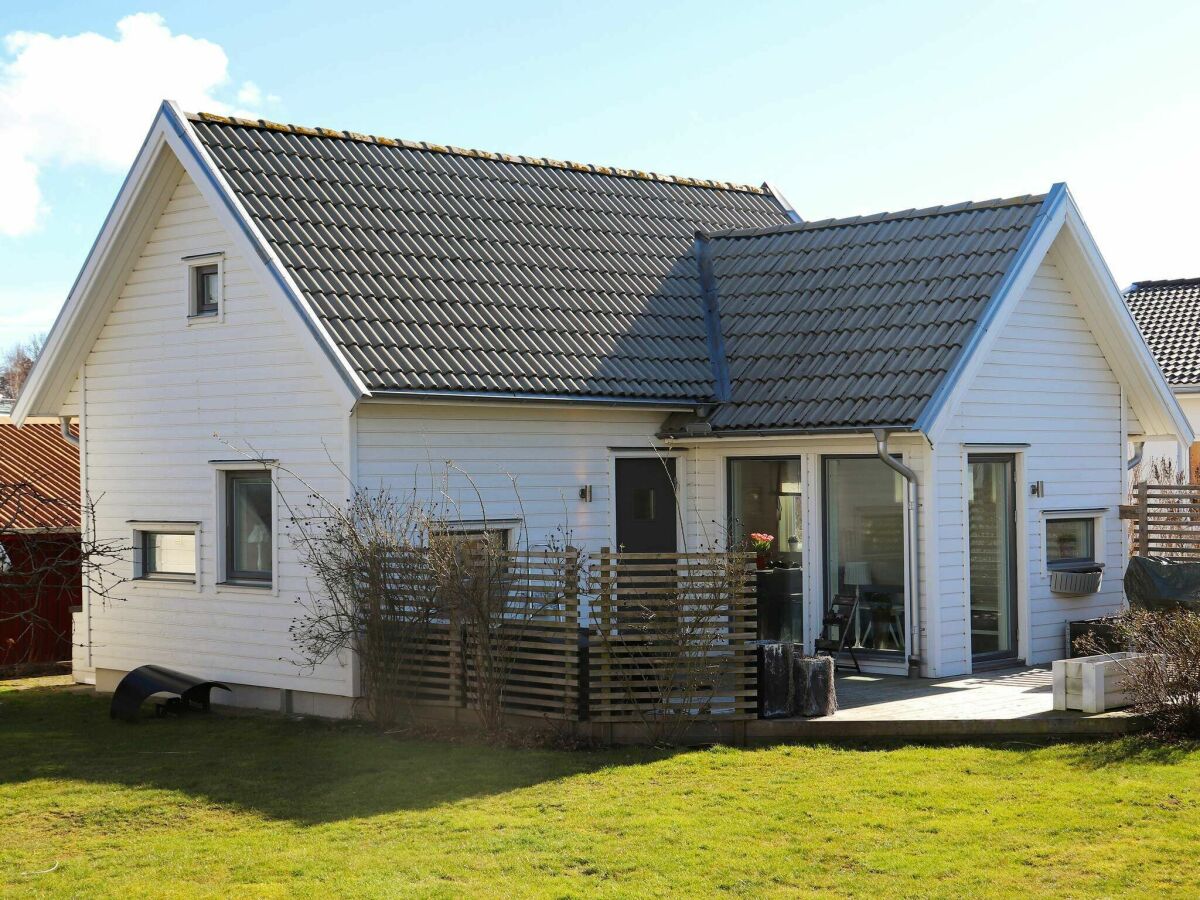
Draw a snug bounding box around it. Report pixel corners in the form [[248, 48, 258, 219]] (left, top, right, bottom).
[[0, 286, 65, 349], [0, 13, 279, 237]]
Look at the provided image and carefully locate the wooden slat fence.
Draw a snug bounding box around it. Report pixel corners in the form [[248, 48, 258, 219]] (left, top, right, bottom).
[[370, 548, 582, 720], [366, 548, 758, 725], [1122, 482, 1200, 559], [587, 549, 758, 723], [462, 550, 582, 719]]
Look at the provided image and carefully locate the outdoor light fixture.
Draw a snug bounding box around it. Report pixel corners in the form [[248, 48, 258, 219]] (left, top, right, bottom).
[[579, 485, 593, 502]]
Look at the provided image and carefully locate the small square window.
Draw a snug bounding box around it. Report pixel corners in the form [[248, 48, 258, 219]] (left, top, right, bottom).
[[431, 528, 513, 578], [189, 261, 220, 317], [139, 531, 197, 580], [1046, 518, 1095, 569]]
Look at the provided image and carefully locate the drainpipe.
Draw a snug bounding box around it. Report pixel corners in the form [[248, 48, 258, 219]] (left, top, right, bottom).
[[1126, 440, 1145, 471], [872, 429, 922, 678], [58, 416, 79, 448]]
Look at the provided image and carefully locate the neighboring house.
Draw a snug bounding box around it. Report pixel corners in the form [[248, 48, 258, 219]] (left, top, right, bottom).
[[12, 102, 1190, 715], [1125, 278, 1200, 478], [0, 416, 80, 668]]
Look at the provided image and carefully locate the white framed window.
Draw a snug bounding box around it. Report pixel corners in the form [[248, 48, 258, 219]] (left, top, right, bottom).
[[1043, 510, 1105, 571], [129, 521, 201, 585], [184, 252, 224, 321]]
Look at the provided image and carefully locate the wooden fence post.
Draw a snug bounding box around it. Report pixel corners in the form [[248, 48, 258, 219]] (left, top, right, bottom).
[[1137, 481, 1149, 558]]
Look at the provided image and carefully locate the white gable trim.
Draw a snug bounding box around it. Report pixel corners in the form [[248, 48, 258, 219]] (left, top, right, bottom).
[[1052, 199, 1192, 443], [162, 103, 367, 400], [922, 186, 1192, 447], [14, 101, 365, 424]]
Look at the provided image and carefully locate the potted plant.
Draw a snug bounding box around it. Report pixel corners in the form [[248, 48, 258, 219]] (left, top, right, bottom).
[[750, 532, 774, 570]]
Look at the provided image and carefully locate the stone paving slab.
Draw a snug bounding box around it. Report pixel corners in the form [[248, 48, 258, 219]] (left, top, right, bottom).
[[745, 666, 1136, 742]]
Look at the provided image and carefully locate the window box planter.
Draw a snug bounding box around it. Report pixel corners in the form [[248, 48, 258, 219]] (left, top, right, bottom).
[[1050, 563, 1104, 596], [1052, 652, 1144, 713]]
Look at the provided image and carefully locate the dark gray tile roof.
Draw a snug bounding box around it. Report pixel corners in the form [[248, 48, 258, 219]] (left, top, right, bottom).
[[1124, 278, 1200, 386], [188, 113, 791, 399], [699, 196, 1049, 431], [187, 113, 1049, 433]]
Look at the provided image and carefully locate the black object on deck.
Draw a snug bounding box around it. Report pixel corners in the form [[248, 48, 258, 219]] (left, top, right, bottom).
[[1125, 556, 1200, 613], [755, 566, 803, 642], [815, 594, 861, 673], [756, 642, 837, 718], [110, 665, 231, 722]]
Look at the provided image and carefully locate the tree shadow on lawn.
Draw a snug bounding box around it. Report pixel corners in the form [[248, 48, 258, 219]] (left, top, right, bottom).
[[0, 686, 673, 825], [1057, 735, 1200, 770]]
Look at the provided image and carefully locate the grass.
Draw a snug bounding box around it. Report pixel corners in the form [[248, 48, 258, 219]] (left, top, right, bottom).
[[1, 679, 1199, 898]]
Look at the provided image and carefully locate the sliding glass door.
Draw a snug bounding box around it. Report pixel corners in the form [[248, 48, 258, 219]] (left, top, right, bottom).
[[968, 456, 1018, 661], [823, 457, 906, 655]]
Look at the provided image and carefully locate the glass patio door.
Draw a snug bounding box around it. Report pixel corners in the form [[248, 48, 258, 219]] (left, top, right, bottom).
[[968, 455, 1018, 661]]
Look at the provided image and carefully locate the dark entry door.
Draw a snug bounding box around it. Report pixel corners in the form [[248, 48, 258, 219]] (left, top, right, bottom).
[[615, 458, 678, 553]]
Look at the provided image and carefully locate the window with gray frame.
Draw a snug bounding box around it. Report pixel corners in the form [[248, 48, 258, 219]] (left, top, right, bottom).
[[225, 471, 272, 583], [1046, 517, 1095, 569], [192, 263, 219, 316], [140, 531, 197, 580]]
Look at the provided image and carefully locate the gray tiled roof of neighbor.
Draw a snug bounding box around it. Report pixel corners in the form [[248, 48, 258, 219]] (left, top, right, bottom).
[[187, 113, 792, 399], [699, 194, 1049, 431], [1124, 278, 1200, 386]]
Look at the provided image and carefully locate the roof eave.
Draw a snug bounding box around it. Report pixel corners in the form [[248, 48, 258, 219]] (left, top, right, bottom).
[[659, 422, 922, 441], [364, 388, 703, 411]]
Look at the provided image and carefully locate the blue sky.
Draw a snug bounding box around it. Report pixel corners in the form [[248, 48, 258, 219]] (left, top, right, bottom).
[[2, 1, 1198, 350]]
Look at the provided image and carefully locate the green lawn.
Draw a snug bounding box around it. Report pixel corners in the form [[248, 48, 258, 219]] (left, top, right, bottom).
[[2, 679, 1199, 898]]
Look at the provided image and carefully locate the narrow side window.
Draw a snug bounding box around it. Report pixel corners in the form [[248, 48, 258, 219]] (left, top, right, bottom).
[[224, 470, 273, 584], [186, 255, 223, 319]]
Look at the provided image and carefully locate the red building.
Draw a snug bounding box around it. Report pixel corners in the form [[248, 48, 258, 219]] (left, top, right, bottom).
[[0, 418, 80, 669]]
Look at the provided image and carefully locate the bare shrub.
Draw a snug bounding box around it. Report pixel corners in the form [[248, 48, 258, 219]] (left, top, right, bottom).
[[589, 545, 753, 745], [289, 487, 447, 727], [1, 483, 129, 669], [287, 465, 579, 736], [1077, 608, 1200, 738]]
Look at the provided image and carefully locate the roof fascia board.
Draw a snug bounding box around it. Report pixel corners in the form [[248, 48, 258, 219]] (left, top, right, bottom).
[[919, 183, 1068, 441], [363, 389, 697, 411], [1054, 197, 1194, 445], [13, 122, 182, 424], [661, 426, 926, 445], [161, 101, 367, 407]]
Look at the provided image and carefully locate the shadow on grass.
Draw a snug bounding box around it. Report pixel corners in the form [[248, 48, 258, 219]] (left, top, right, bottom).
[[0, 686, 671, 824], [1058, 735, 1200, 770]]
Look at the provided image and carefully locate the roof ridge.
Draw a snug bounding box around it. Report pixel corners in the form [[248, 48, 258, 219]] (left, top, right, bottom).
[[186, 111, 770, 196], [1127, 277, 1200, 292], [706, 192, 1048, 239]]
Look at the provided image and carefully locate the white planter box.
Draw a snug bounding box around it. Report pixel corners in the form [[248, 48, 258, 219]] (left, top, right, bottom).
[[1052, 653, 1143, 713]]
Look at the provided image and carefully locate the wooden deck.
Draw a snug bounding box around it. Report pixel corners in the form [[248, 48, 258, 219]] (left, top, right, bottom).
[[745, 665, 1137, 743]]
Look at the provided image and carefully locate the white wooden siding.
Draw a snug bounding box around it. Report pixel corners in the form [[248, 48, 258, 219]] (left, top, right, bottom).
[[935, 250, 1128, 673], [75, 171, 353, 696], [354, 402, 667, 557]]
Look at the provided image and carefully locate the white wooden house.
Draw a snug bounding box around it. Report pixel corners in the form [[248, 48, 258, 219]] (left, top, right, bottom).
[[14, 102, 1190, 716]]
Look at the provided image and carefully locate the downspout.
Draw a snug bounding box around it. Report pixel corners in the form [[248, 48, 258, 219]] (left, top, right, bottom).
[[872, 429, 922, 678], [1126, 440, 1145, 471], [58, 416, 80, 448]]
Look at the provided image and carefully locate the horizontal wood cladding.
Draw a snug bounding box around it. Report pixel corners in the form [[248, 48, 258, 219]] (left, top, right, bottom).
[[934, 250, 1128, 674], [80, 171, 352, 696]]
